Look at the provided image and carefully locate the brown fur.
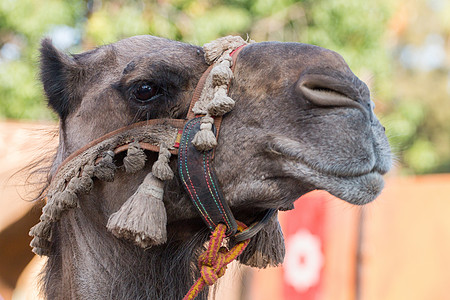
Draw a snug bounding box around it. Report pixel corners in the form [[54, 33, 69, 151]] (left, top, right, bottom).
[[37, 36, 391, 299]]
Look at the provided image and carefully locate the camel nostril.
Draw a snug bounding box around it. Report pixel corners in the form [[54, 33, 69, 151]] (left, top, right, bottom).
[[296, 74, 361, 109]]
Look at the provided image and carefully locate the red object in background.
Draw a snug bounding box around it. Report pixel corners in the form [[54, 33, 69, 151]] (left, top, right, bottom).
[[282, 192, 327, 300]]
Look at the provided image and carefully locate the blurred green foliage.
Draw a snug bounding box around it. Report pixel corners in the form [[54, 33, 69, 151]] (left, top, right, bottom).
[[0, 0, 449, 174]]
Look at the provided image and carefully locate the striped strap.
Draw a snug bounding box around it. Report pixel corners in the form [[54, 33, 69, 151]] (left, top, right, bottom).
[[178, 118, 238, 236]]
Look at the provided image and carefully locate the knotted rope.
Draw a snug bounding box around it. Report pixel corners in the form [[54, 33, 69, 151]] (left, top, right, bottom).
[[183, 223, 250, 300]]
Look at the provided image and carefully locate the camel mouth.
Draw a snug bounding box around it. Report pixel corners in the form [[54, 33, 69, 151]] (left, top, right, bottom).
[[287, 161, 385, 205], [265, 136, 385, 205]]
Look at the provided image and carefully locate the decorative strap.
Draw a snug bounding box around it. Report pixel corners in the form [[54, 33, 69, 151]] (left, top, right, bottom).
[[54, 119, 186, 177], [186, 63, 215, 120], [182, 223, 250, 300], [178, 118, 238, 236]]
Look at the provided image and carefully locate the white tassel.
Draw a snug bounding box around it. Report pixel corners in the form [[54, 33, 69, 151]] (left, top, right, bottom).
[[41, 194, 62, 221], [192, 116, 217, 151], [30, 236, 51, 256], [124, 141, 147, 173], [77, 165, 94, 194], [152, 144, 174, 181], [211, 60, 233, 87], [29, 220, 52, 241], [207, 87, 235, 116], [203, 35, 247, 64], [107, 172, 167, 248], [94, 150, 116, 181]]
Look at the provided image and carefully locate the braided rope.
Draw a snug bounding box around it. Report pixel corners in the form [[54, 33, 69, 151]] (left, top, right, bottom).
[[182, 223, 250, 300]]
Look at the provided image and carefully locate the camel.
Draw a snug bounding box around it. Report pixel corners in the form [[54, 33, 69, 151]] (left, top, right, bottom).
[[30, 35, 391, 299]]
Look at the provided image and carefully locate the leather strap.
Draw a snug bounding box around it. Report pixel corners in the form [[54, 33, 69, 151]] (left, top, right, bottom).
[[186, 64, 214, 120], [177, 45, 252, 237], [178, 118, 238, 236], [54, 119, 186, 177], [230, 44, 246, 71]]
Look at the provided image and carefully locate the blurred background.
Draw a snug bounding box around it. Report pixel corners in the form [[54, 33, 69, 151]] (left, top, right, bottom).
[[0, 0, 449, 299]]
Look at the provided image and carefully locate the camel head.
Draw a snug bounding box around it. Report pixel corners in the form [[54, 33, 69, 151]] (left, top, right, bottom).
[[215, 41, 391, 211], [36, 35, 391, 299]]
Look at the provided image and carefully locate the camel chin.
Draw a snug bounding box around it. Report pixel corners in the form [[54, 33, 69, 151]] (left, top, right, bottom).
[[287, 163, 385, 205], [264, 135, 390, 206]]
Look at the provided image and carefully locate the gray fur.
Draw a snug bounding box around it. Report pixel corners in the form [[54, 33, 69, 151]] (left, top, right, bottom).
[[237, 212, 285, 268]]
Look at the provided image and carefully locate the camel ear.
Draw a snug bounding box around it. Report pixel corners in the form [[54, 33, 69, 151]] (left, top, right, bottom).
[[39, 38, 82, 119]]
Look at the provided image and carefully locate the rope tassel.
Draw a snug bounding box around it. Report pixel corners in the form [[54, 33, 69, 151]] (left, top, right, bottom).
[[203, 36, 248, 64], [190, 36, 249, 152], [28, 120, 183, 256], [30, 236, 51, 256], [207, 87, 235, 116], [124, 141, 146, 173], [192, 116, 217, 151], [77, 165, 94, 194], [29, 220, 52, 240], [210, 58, 233, 86], [106, 172, 167, 248], [94, 150, 116, 181], [29, 219, 53, 255], [152, 144, 174, 181]]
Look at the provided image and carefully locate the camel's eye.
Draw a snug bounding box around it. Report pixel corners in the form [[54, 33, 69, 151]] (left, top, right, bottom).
[[132, 82, 160, 103]]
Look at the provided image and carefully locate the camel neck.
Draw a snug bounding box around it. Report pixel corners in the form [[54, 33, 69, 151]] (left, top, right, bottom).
[[42, 203, 211, 300]]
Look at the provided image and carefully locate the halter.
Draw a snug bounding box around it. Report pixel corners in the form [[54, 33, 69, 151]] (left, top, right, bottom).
[[178, 44, 276, 240]]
